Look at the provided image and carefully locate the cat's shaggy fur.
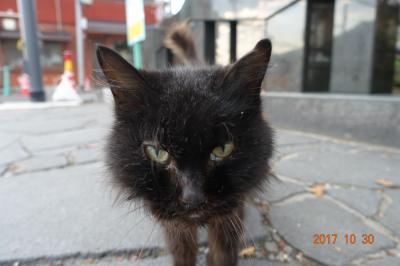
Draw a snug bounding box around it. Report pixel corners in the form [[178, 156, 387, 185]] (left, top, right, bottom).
[[97, 27, 273, 266]]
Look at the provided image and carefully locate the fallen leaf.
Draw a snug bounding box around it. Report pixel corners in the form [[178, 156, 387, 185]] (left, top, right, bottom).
[[84, 143, 98, 149], [8, 164, 24, 173], [375, 179, 395, 188], [239, 246, 256, 257], [387, 249, 399, 257], [295, 252, 304, 261], [257, 202, 270, 213], [277, 240, 286, 251], [308, 184, 325, 197]]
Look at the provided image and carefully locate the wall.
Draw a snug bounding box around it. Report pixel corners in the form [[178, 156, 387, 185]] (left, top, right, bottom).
[[263, 93, 400, 148]]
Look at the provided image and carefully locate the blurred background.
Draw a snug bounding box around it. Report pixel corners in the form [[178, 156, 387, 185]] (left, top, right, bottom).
[[0, 0, 400, 95], [0, 1, 399, 266]]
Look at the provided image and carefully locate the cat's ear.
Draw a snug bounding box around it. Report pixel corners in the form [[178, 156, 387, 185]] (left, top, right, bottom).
[[96, 45, 153, 111], [222, 39, 272, 98]]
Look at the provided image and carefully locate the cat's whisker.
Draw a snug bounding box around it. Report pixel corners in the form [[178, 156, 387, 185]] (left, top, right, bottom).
[[120, 162, 141, 172], [188, 226, 197, 247], [226, 214, 244, 250], [217, 216, 233, 252], [233, 215, 247, 249], [134, 221, 157, 264], [233, 211, 258, 256], [116, 209, 150, 250], [120, 204, 145, 220]]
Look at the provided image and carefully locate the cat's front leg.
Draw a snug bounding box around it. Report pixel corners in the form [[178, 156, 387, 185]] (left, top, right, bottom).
[[163, 222, 198, 266], [207, 206, 244, 266]]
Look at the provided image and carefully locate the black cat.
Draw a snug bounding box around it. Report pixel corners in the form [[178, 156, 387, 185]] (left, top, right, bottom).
[[97, 23, 273, 266]]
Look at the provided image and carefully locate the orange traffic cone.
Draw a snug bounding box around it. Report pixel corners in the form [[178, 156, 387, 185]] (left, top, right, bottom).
[[63, 50, 76, 87], [52, 50, 81, 102]]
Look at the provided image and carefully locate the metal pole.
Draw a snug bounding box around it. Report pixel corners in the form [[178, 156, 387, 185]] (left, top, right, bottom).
[[229, 20, 237, 63], [17, 0, 45, 102], [75, 0, 84, 90]]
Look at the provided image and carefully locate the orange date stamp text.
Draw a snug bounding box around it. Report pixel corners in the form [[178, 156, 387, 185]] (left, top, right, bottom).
[[313, 233, 375, 245]]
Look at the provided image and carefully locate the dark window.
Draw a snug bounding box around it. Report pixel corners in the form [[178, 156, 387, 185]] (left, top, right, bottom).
[[303, 0, 334, 92]]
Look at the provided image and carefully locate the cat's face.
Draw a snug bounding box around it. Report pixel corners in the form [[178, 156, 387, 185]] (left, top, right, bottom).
[[98, 40, 273, 224]]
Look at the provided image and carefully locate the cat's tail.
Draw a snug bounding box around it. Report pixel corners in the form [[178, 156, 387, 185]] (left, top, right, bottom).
[[164, 20, 198, 65]]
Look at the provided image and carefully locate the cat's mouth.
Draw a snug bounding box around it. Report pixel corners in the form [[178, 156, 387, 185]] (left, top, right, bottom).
[[188, 213, 202, 218], [177, 207, 209, 222], [148, 197, 238, 223]]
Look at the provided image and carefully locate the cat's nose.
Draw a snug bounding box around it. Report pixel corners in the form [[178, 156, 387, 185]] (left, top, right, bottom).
[[181, 188, 206, 210], [179, 171, 206, 210]]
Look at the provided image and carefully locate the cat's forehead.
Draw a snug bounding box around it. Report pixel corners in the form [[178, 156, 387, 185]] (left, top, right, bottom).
[[171, 75, 236, 114], [153, 68, 226, 118], [140, 66, 253, 151], [157, 90, 229, 142], [146, 69, 236, 149]]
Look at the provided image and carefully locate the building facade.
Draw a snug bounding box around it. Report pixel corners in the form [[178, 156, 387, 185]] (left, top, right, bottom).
[[0, 0, 159, 89], [175, 0, 399, 94], [1, 0, 399, 94]]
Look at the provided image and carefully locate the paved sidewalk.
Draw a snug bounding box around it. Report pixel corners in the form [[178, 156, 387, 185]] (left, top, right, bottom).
[[0, 103, 399, 266]]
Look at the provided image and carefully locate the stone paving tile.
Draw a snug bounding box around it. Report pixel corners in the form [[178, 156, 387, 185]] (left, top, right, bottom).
[[269, 197, 396, 266], [1, 103, 399, 266], [0, 164, 7, 175], [32, 145, 81, 157], [275, 142, 400, 188], [379, 190, 400, 236], [191, 202, 269, 245], [0, 104, 112, 125], [0, 141, 29, 166], [33, 104, 112, 128], [0, 162, 268, 262], [76, 256, 301, 266], [239, 259, 301, 266], [255, 178, 307, 203], [0, 110, 31, 123], [242, 203, 271, 243], [0, 132, 18, 150], [67, 146, 103, 165], [327, 187, 381, 217], [273, 143, 314, 164], [274, 130, 322, 147], [0, 117, 97, 135], [362, 256, 400, 266], [21, 127, 107, 152], [0, 163, 164, 261], [4, 154, 68, 176], [77, 257, 172, 266]]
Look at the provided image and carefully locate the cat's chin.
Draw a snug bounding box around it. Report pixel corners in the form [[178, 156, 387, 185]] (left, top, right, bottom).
[[147, 198, 242, 225], [151, 209, 210, 225]]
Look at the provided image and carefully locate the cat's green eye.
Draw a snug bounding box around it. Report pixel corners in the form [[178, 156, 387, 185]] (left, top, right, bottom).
[[144, 145, 170, 164], [210, 142, 235, 161]]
